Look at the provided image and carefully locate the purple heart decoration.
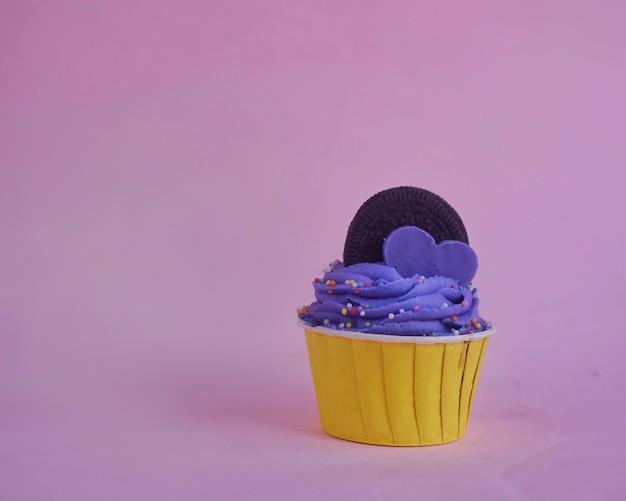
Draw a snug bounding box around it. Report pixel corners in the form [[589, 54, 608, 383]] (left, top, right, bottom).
[[382, 226, 478, 284]]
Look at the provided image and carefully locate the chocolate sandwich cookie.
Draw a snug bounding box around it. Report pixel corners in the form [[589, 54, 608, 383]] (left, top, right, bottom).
[[343, 186, 469, 266]]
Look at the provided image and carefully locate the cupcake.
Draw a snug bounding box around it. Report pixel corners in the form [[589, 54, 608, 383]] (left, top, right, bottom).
[[297, 187, 495, 446]]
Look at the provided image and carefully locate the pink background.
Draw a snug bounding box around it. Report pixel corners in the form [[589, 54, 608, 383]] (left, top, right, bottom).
[[2, 1, 626, 499]]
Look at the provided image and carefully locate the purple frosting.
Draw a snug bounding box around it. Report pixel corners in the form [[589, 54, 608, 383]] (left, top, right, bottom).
[[298, 226, 489, 336]]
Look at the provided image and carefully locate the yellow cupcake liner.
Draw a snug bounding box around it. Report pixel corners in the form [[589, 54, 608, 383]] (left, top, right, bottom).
[[303, 325, 494, 446]]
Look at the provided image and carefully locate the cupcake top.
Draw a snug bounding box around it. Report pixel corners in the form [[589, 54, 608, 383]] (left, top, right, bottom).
[[298, 187, 491, 337]]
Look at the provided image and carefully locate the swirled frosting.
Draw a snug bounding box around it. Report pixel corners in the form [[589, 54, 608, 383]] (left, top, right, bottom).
[[298, 226, 490, 336]]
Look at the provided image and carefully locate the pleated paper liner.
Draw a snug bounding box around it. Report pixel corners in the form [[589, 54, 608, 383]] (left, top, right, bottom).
[[302, 324, 495, 446]]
